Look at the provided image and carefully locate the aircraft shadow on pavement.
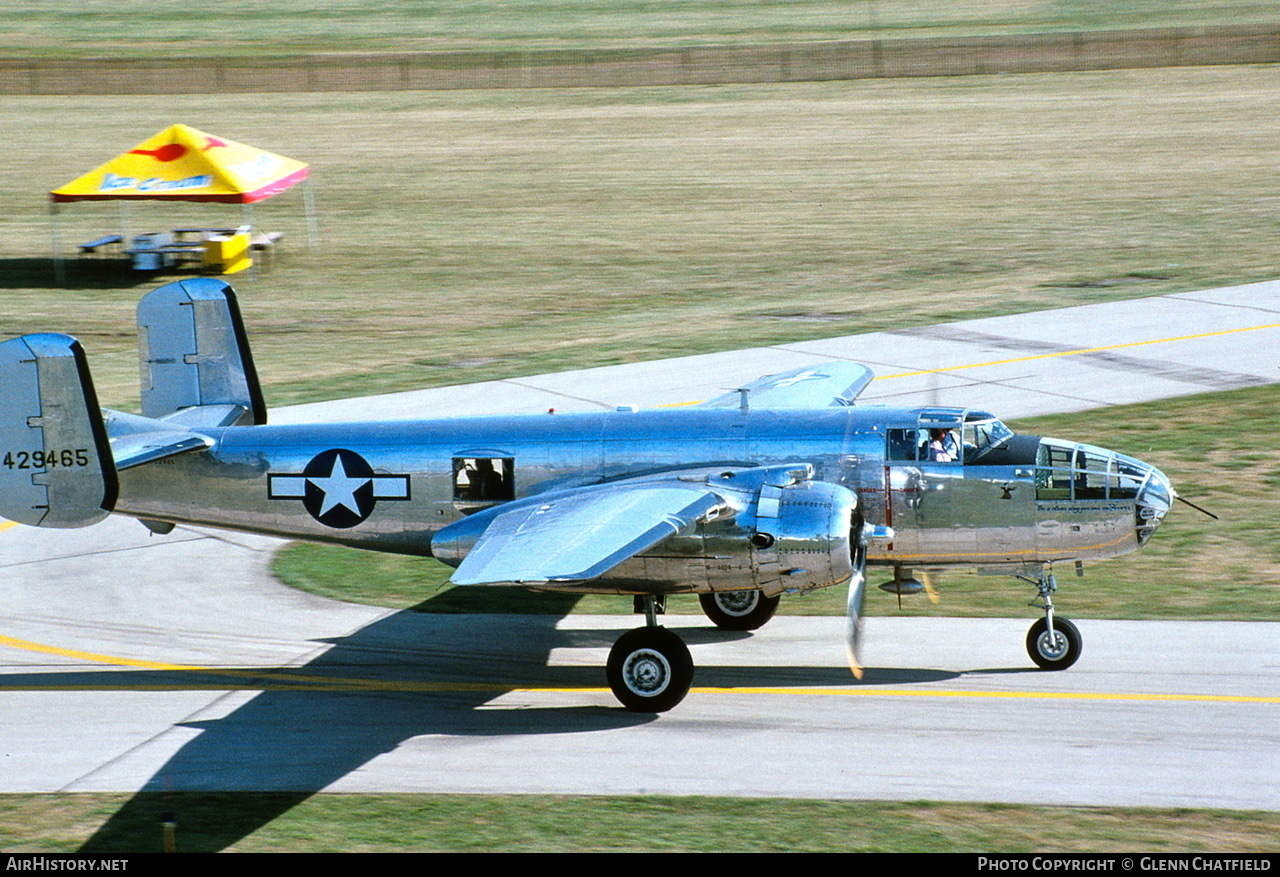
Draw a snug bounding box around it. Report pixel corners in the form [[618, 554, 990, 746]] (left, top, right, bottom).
[[72, 591, 619, 852], [49, 590, 980, 852]]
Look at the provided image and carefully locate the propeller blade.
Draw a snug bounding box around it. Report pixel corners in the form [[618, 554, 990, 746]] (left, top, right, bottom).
[[845, 569, 866, 680], [922, 570, 940, 605], [1175, 494, 1219, 520]]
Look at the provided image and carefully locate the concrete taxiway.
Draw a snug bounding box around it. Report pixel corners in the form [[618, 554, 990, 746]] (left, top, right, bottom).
[[2, 279, 1279, 819], [278, 279, 1280, 423]]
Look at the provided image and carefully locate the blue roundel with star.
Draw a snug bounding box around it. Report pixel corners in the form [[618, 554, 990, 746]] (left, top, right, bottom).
[[267, 449, 410, 529]]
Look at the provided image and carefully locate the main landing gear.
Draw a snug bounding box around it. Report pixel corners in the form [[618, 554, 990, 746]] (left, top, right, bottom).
[[606, 595, 694, 712], [1022, 567, 1083, 670], [698, 589, 780, 631]]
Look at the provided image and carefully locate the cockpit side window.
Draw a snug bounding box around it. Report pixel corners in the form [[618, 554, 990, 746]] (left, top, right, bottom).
[[886, 429, 923, 461], [887, 427, 960, 463], [963, 418, 1013, 457], [923, 427, 960, 463]]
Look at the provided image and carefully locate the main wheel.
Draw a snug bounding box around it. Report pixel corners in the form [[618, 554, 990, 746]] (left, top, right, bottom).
[[699, 590, 780, 631], [606, 627, 694, 712], [1026, 616, 1082, 670]]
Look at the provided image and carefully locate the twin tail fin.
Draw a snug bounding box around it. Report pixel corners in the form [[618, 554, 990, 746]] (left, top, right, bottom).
[[0, 279, 263, 528], [0, 333, 117, 527]]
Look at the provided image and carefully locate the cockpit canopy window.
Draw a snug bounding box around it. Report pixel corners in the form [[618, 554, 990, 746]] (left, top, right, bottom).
[[886, 414, 1015, 465], [962, 416, 1014, 459], [887, 427, 960, 463]]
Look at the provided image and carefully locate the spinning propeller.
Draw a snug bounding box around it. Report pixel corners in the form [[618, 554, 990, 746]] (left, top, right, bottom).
[[845, 570, 866, 679], [847, 570, 942, 679], [921, 570, 940, 604]]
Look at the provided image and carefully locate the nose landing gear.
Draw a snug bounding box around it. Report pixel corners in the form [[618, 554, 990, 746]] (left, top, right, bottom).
[[1026, 615, 1082, 669], [1021, 567, 1083, 670]]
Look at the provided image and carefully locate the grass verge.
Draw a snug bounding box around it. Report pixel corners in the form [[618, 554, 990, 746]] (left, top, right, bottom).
[[4, 793, 1278, 852]]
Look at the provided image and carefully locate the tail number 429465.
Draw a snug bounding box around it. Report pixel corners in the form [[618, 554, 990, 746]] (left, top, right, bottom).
[[3, 449, 91, 469]]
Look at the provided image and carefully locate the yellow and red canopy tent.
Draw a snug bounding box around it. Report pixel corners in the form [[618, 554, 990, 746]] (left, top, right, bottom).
[[49, 124, 317, 274]]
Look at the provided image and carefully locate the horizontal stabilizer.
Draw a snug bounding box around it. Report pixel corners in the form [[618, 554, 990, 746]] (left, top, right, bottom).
[[138, 278, 266, 426], [434, 482, 725, 585], [0, 334, 117, 528], [103, 409, 214, 470], [700, 361, 874, 410]]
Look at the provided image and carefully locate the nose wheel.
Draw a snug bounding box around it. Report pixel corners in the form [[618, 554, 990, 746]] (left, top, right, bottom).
[[1026, 616, 1082, 669], [1022, 567, 1083, 670]]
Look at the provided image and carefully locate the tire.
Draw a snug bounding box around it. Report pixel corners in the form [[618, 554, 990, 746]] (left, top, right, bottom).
[[606, 627, 694, 712], [698, 590, 781, 631], [1026, 616, 1082, 670]]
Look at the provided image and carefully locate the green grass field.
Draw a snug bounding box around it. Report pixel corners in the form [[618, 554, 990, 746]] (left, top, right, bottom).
[[4, 0, 1278, 58], [5, 67, 1280, 410], [5, 793, 1278, 853]]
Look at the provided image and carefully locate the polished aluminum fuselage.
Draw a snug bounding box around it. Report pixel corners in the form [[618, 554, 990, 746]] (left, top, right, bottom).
[[114, 404, 1167, 591]]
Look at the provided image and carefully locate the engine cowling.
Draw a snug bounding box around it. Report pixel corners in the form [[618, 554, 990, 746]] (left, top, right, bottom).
[[603, 466, 859, 596], [742, 477, 859, 595]]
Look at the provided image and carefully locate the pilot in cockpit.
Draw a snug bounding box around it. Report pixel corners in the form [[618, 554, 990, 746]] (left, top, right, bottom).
[[927, 428, 959, 462]]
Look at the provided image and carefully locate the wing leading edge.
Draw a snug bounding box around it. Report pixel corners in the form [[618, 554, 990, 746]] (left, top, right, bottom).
[[433, 481, 726, 585]]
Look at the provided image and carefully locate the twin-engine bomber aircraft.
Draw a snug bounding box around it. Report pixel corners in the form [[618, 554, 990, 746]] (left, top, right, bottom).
[[1, 279, 1177, 710]]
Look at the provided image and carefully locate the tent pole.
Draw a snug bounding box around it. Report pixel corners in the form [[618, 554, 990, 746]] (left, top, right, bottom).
[[51, 201, 65, 286], [303, 177, 320, 252]]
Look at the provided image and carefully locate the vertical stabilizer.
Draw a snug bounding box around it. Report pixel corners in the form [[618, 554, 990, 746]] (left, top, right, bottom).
[[0, 334, 117, 528], [137, 278, 267, 426]]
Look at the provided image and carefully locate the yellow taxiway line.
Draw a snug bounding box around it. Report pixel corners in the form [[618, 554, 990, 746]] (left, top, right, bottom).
[[656, 319, 1280, 406], [3, 318, 1279, 702], [1, 633, 1276, 703], [873, 321, 1280, 382]]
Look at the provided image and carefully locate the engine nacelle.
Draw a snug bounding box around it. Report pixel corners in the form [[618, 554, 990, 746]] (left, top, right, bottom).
[[741, 477, 859, 595], [604, 467, 859, 596]]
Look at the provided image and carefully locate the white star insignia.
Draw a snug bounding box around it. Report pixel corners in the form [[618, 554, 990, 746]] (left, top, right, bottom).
[[766, 369, 829, 388], [308, 455, 370, 517]]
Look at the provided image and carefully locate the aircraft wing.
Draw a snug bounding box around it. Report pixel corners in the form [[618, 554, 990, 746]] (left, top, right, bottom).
[[698, 361, 874, 409], [436, 482, 726, 586]]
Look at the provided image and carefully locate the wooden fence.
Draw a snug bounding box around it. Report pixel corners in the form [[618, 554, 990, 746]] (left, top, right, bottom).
[[3, 25, 1278, 94]]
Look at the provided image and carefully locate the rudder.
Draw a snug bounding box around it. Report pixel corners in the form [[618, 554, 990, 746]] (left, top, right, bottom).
[[0, 334, 118, 528], [137, 278, 267, 426]]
